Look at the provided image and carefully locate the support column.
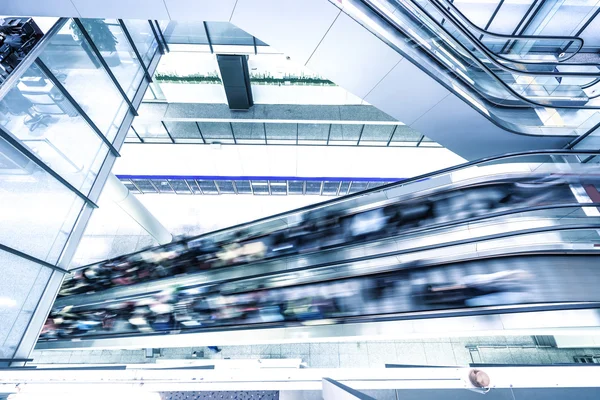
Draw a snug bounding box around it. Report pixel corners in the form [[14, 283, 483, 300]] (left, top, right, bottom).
[[104, 174, 173, 244]]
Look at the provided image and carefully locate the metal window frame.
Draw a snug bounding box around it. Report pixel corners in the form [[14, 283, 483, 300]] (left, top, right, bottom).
[[386, 125, 399, 146], [0, 125, 98, 208], [73, 19, 138, 116], [252, 36, 258, 55], [479, 0, 506, 40], [194, 122, 207, 144], [118, 19, 152, 82], [35, 59, 120, 157], [263, 122, 268, 144], [0, 243, 68, 273], [356, 124, 366, 145], [229, 122, 237, 144], [161, 121, 175, 143], [153, 20, 169, 53], [148, 20, 165, 54], [416, 135, 425, 147], [326, 124, 332, 145]]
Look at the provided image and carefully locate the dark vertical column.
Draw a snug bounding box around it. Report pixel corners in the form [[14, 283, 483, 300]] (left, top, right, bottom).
[[216, 54, 254, 110]]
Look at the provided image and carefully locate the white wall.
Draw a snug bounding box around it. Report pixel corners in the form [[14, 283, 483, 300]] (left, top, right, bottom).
[[113, 144, 466, 179]]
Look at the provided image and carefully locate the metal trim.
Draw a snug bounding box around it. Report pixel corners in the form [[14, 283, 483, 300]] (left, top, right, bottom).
[[386, 125, 398, 146], [73, 19, 138, 116], [131, 125, 144, 143], [0, 243, 68, 274], [118, 19, 152, 82], [0, 125, 98, 208], [204, 22, 214, 54], [153, 20, 169, 53], [161, 121, 175, 143], [148, 20, 164, 54], [194, 122, 206, 144], [35, 59, 120, 157]]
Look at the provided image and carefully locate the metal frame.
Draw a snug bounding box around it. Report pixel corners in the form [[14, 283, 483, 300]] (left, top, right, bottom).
[[130, 125, 144, 143], [356, 124, 366, 145], [34, 60, 120, 157], [148, 20, 165, 54], [153, 20, 169, 53], [203, 22, 214, 54], [72, 19, 138, 116], [194, 122, 206, 143], [0, 243, 68, 273], [229, 122, 237, 144], [118, 19, 152, 82], [161, 121, 175, 143], [0, 125, 98, 208]]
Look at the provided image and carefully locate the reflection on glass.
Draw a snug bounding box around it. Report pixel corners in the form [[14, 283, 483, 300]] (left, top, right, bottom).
[[123, 19, 158, 66], [0, 137, 85, 262], [198, 122, 234, 143], [78, 19, 144, 100], [205, 22, 254, 46], [231, 122, 266, 143], [39, 22, 129, 143], [0, 63, 109, 194]]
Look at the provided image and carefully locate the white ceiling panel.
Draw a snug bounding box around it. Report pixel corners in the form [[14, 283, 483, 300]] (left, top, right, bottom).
[[365, 59, 450, 125], [306, 12, 403, 99], [72, 0, 170, 19], [163, 0, 236, 21], [231, 0, 340, 65], [411, 94, 569, 160], [0, 0, 80, 17]]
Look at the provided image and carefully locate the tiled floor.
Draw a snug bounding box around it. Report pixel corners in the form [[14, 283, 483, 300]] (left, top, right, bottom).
[[31, 335, 591, 368]]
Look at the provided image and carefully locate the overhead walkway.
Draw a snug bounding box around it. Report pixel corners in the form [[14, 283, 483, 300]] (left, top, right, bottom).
[[37, 150, 600, 349]]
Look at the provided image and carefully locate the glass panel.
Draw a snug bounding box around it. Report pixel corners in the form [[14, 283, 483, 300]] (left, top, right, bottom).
[[216, 180, 236, 194], [161, 21, 209, 45], [186, 179, 201, 194], [288, 181, 304, 195], [487, 0, 536, 34], [360, 124, 395, 143], [234, 180, 252, 194], [0, 137, 85, 263], [339, 181, 351, 195], [389, 125, 423, 146], [132, 179, 157, 193], [265, 123, 296, 142], [197, 122, 234, 143], [0, 250, 52, 358], [197, 180, 218, 194], [168, 179, 191, 194], [123, 19, 158, 66], [452, 0, 500, 28], [205, 22, 254, 46], [125, 127, 140, 143], [298, 123, 329, 143], [328, 124, 361, 144], [231, 122, 265, 143], [348, 181, 369, 194], [78, 19, 144, 100], [152, 179, 174, 193], [164, 121, 202, 142], [271, 184, 287, 195], [323, 181, 340, 196], [39, 22, 129, 143], [124, 181, 140, 193], [132, 119, 170, 141], [305, 181, 322, 195], [0, 64, 109, 194]]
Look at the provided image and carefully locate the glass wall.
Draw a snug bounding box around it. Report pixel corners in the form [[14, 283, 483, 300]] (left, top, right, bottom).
[[0, 17, 159, 361]]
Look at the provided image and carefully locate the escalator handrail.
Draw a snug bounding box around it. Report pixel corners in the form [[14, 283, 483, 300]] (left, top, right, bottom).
[[60, 201, 600, 302], [71, 149, 600, 272], [436, 0, 586, 64], [427, 0, 600, 78], [61, 222, 600, 308]]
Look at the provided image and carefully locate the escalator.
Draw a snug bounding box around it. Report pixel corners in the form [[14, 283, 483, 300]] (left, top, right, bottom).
[[37, 150, 600, 349]]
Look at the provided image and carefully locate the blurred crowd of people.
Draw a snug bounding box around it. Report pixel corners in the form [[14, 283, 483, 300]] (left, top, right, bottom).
[[41, 267, 531, 339], [59, 176, 572, 297]]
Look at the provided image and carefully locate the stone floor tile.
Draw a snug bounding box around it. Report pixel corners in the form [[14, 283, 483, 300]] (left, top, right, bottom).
[[339, 354, 370, 368], [281, 343, 310, 356], [423, 342, 457, 366], [309, 342, 339, 355], [309, 354, 340, 368], [395, 342, 427, 365]]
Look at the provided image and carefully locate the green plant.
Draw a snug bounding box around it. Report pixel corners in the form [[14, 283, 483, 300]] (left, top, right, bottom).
[[71, 19, 118, 53], [155, 73, 223, 84]]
